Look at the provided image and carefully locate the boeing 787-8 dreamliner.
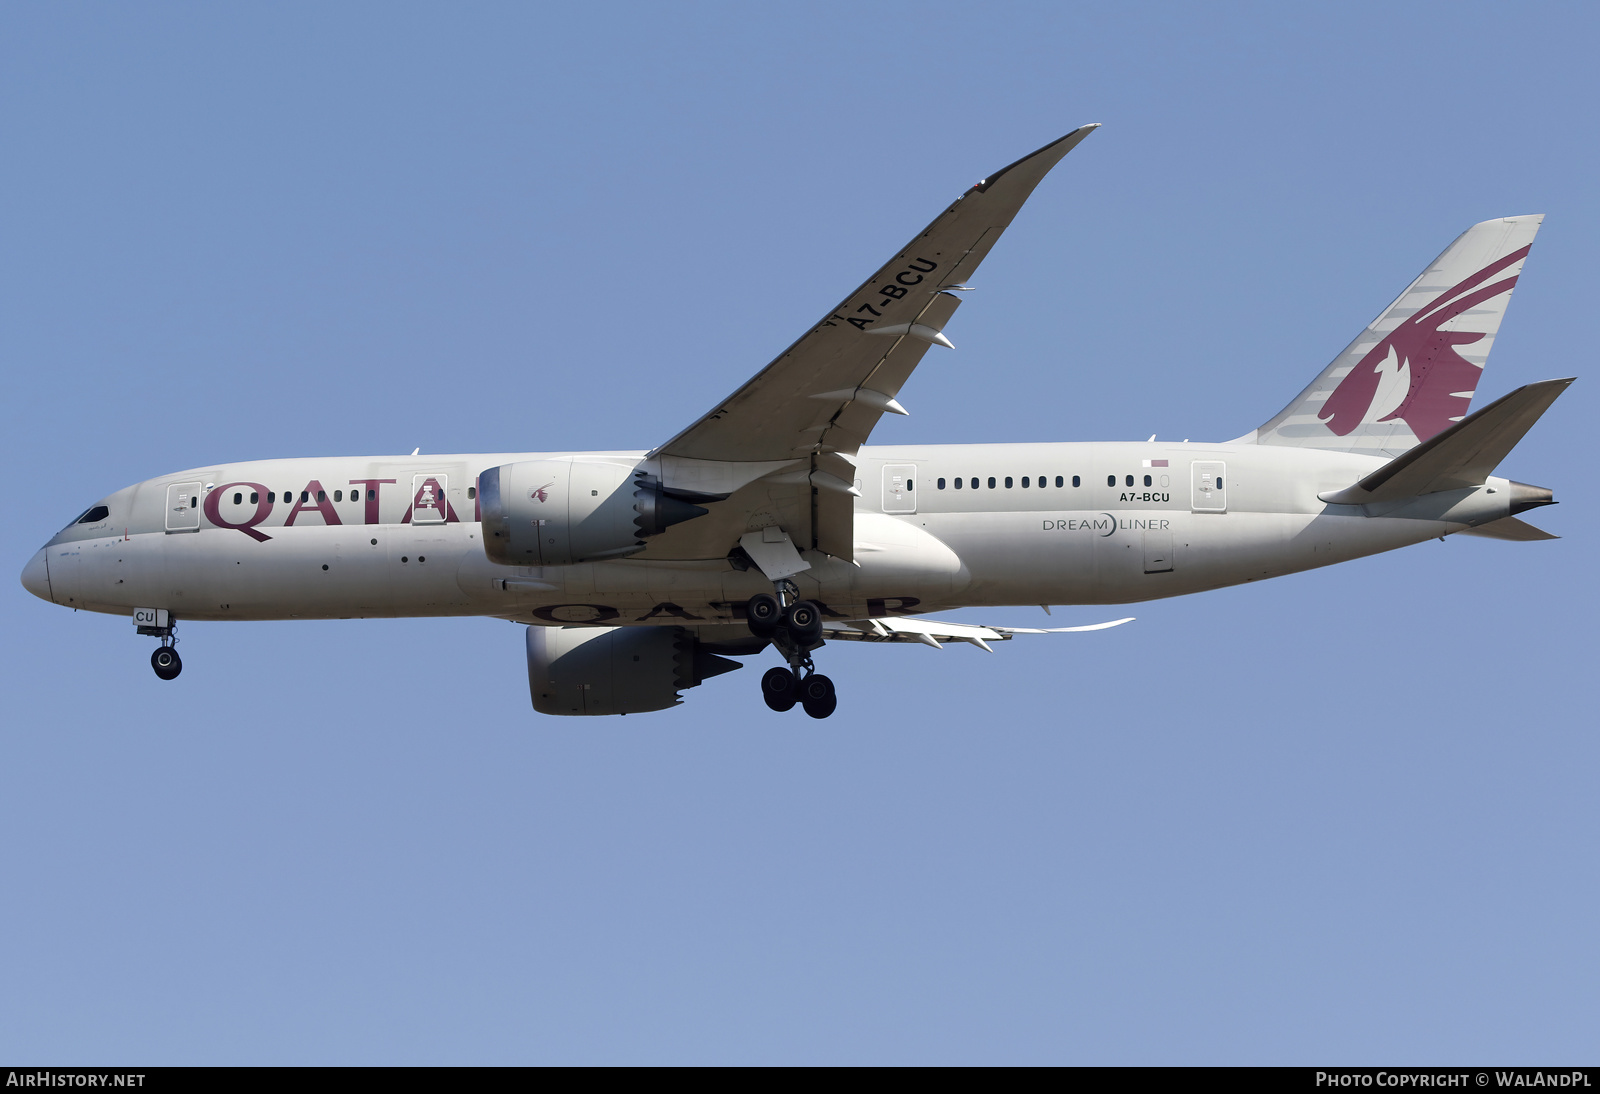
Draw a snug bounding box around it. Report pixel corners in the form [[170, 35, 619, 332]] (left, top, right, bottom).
[[20, 126, 1570, 719]]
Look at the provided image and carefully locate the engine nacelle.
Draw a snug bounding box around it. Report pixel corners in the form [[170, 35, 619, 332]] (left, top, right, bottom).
[[480, 459, 712, 567], [526, 625, 741, 716]]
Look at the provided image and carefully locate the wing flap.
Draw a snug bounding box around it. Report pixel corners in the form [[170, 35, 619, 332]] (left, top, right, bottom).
[[824, 615, 1135, 649]]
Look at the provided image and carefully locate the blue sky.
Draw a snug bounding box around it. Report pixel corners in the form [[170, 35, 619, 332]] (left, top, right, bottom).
[[2, 1, 1596, 1064]]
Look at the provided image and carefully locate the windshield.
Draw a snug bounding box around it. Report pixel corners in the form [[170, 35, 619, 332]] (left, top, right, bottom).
[[64, 504, 110, 531]]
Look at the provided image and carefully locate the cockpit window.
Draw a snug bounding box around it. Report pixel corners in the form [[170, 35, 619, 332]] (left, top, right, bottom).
[[75, 505, 110, 525]]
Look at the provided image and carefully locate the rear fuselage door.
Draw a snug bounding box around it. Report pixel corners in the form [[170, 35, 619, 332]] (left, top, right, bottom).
[[165, 482, 202, 532], [1190, 461, 1227, 513], [882, 464, 917, 514]]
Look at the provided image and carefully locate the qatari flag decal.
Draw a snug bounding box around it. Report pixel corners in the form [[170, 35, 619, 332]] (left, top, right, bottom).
[[1142, 459, 1168, 468]]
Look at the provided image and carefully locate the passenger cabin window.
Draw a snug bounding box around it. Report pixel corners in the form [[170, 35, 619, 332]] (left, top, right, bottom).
[[76, 505, 110, 524], [1107, 475, 1115, 487], [467, 486, 477, 500], [267, 492, 276, 503], [969, 478, 977, 489], [987, 477, 996, 489], [316, 490, 326, 502], [1144, 475, 1152, 487], [233, 492, 242, 505], [250, 492, 259, 503], [1070, 476, 1078, 488], [1125, 475, 1134, 487], [1021, 477, 1030, 488], [937, 478, 946, 489], [334, 490, 343, 502]]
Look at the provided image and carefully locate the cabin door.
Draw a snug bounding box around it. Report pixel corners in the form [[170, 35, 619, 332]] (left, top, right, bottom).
[[882, 464, 917, 514], [165, 482, 202, 533], [411, 474, 448, 524], [1190, 461, 1227, 513]]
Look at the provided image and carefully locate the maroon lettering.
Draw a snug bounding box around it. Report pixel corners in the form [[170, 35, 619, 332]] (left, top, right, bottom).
[[636, 602, 704, 621], [202, 481, 274, 542], [284, 480, 342, 527], [349, 478, 396, 525]]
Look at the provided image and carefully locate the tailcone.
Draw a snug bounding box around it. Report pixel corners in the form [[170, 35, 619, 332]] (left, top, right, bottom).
[[1508, 481, 1556, 515]]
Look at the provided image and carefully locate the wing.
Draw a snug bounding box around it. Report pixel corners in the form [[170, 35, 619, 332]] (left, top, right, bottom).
[[636, 126, 1099, 565], [824, 615, 1134, 651], [653, 124, 1098, 466]]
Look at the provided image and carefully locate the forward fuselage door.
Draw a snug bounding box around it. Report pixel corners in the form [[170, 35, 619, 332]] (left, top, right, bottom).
[[1191, 461, 1227, 513], [165, 482, 202, 532], [882, 464, 917, 514]]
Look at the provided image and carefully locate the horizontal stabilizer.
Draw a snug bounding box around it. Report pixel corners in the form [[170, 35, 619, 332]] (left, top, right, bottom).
[[1319, 378, 1573, 505], [1458, 516, 1559, 542]]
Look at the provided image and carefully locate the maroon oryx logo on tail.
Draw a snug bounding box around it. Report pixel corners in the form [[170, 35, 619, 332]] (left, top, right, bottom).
[[1320, 245, 1529, 442]]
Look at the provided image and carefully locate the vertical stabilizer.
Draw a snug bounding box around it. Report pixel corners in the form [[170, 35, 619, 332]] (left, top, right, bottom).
[[1244, 215, 1542, 457]]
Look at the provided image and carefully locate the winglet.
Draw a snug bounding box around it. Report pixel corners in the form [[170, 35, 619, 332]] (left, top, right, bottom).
[[970, 124, 1101, 194]]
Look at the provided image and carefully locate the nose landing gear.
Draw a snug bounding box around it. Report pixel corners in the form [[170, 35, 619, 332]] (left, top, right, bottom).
[[136, 610, 181, 681], [151, 644, 182, 681], [748, 586, 835, 719]]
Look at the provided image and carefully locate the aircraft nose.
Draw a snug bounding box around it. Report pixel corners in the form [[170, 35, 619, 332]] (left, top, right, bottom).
[[20, 548, 53, 603]]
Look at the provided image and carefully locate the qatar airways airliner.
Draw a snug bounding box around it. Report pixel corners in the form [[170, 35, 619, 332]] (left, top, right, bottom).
[[20, 125, 1570, 718]]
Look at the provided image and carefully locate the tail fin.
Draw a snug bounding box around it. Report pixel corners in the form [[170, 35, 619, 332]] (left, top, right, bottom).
[[1244, 215, 1543, 457]]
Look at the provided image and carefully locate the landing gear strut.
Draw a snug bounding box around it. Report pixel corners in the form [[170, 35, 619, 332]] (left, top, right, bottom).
[[138, 614, 182, 681], [748, 586, 835, 719]]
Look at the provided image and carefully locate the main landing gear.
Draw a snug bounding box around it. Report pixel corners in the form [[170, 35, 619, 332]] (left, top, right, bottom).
[[137, 614, 182, 681], [747, 588, 836, 719]]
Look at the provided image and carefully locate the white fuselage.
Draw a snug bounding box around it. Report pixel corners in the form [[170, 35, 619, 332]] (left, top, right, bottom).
[[29, 441, 1516, 628]]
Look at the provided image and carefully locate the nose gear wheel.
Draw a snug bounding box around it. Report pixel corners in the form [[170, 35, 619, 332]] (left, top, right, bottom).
[[151, 645, 182, 681]]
